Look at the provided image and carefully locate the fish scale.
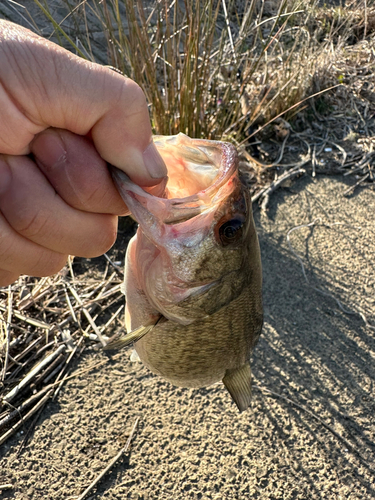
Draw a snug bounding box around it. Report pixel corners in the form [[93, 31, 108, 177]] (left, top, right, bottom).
[[106, 133, 263, 412], [135, 276, 263, 388]]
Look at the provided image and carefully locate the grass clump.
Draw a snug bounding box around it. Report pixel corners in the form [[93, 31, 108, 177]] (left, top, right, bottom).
[[24, 0, 343, 143], [5, 0, 366, 196]]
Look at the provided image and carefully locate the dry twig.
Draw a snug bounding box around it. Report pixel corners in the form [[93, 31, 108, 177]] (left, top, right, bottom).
[[0, 269, 123, 448], [0, 389, 53, 447], [252, 166, 306, 209]]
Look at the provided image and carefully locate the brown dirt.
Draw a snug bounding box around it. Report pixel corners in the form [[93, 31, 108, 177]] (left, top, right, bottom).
[[0, 2, 374, 499], [0, 174, 374, 500]]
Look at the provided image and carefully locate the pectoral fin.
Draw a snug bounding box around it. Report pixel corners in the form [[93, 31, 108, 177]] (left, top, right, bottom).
[[104, 324, 154, 351], [223, 362, 252, 412]]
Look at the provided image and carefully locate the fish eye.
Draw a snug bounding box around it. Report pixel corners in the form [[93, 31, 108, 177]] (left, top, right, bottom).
[[217, 215, 245, 246]]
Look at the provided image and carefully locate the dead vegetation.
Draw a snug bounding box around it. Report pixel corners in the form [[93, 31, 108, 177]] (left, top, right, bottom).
[[0, 0, 375, 452], [0, 258, 127, 450]]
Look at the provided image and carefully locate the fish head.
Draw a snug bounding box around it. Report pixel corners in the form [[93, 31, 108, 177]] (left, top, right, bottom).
[[112, 133, 258, 325]]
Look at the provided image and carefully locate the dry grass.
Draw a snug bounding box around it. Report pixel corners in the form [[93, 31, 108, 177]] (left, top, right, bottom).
[[0, 257, 126, 449], [30, 0, 336, 139], [23, 0, 375, 192], [0, 0, 375, 448]]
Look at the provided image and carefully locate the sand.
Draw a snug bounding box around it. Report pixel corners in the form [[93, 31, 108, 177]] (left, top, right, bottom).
[[0, 174, 374, 500], [0, 2, 374, 498]]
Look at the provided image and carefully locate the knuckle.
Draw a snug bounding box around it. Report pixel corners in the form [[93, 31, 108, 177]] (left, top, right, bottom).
[[122, 79, 147, 115], [14, 208, 50, 240], [127, 79, 146, 102]]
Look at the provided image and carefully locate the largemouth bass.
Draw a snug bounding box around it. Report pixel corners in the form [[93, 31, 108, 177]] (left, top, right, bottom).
[[107, 133, 263, 411]]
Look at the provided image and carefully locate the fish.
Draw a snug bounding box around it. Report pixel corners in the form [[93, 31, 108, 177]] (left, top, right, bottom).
[[106, 133, 263, 412]]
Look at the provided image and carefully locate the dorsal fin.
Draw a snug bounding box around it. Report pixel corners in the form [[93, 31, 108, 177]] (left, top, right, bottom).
[[223, 362, 252, 412]]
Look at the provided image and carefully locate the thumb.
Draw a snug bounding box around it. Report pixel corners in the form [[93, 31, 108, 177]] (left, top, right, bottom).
[[0, 20, 167, 186]]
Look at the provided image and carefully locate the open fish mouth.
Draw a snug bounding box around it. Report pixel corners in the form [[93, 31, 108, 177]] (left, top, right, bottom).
[[111, 133, 239, 227], [153, 133, 227, 200]]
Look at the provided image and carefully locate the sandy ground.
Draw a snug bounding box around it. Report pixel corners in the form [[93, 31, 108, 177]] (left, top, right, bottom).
[[0, 174, 374, 500], [0, 2, 374, 499]]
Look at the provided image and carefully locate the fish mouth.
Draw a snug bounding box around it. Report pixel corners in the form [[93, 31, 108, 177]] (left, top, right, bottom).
[[111, 134, 239, 226], [153, 134, 225, 200]]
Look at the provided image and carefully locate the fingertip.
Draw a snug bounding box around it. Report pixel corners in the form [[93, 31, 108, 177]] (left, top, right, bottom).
[[142, 142, 168, 180], [77, 215, 118, 258], [0, 269, 19, 288], [117, 146, 167, 187]]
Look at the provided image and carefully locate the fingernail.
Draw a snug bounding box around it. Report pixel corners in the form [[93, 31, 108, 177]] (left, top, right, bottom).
[[144, 177, 168, 197], [0, 158, 12, 195], [31, 131, 67, 169], [142, 142, 167, 179]]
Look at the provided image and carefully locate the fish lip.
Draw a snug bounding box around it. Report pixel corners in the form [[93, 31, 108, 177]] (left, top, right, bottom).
[[111, 166, 203, 223]]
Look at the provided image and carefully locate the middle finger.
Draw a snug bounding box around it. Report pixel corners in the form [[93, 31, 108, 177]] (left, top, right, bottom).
[[0, 155, 118, 257]]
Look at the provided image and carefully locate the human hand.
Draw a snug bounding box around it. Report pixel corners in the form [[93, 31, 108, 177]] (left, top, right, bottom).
[[0, 20, 166, 286]]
